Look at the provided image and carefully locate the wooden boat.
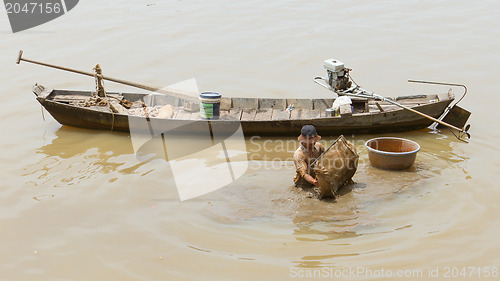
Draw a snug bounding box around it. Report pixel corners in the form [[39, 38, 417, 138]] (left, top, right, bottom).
[[33, 84, 456, 136]]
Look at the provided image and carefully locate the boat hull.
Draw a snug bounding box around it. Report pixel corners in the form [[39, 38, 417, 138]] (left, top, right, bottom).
[[35, 88, 454, 136]]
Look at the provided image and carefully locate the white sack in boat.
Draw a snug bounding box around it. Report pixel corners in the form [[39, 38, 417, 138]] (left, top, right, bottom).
[[157, 104, 175, 119], [331, 96, 352, 111]]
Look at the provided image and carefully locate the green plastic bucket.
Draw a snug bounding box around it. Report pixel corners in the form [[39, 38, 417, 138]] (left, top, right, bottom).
[[199, 92, 221, 120]]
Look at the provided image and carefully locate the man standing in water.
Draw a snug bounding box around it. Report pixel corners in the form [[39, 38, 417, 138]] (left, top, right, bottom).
[[293, 125, 325, 189]]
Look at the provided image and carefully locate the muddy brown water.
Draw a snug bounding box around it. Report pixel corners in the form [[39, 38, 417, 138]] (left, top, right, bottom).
[[1, 1, 499, 280]]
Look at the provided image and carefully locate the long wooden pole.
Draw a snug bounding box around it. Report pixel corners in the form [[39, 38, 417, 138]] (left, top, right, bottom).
[[16, 50, 198, 102], [378, 95, 464, 131]]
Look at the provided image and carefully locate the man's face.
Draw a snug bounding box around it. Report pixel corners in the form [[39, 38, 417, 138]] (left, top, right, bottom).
[[302, 138, 316, 149]]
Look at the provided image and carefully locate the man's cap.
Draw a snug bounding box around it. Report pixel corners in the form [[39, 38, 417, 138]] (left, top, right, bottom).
[[301, 125, 317, 137], [298, 125, 321, 142]]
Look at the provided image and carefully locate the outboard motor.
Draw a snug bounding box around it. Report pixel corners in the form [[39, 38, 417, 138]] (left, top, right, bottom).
[[323, 59, 352, 91]]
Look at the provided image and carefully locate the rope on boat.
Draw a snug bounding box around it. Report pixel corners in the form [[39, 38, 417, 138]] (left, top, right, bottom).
[[92, 64, 115, 131], [74, 64, 139, 131]]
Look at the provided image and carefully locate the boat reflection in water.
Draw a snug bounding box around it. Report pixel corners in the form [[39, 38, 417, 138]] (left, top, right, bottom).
[[24, 126, 138, 188], [130, 118, 249, 201], [26, 120, 250, 201]]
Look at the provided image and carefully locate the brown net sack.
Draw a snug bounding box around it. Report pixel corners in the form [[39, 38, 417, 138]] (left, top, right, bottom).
[[313, 135, 358, 199]]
